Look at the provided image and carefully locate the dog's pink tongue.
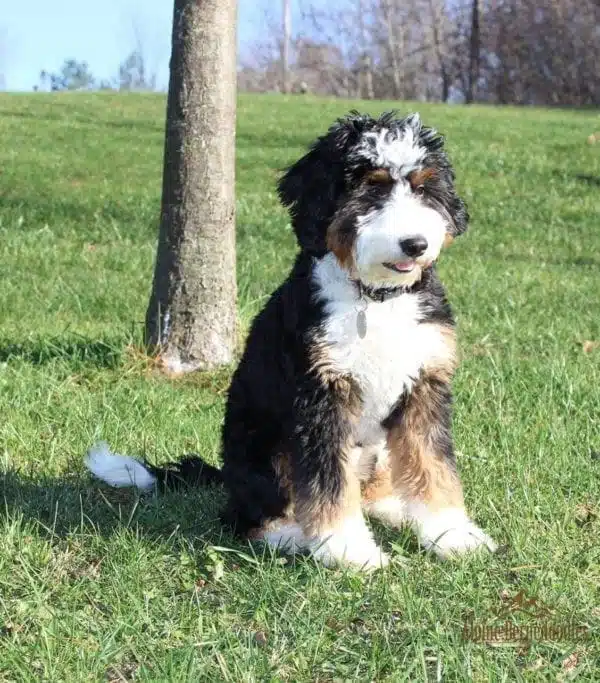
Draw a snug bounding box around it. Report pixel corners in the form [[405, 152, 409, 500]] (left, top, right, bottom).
[[394, 261, 414, 272]]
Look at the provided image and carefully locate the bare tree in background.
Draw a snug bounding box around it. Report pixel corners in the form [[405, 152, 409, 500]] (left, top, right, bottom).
[[358, 0, 374, 99], [145, 0, 237, 372], [465, 0, 480, 103], [282, 0, 292, 92], [427, 0, 452, 101], [118, 20, 159, 91], [118, 50, 156, 91], [0, 31, 5, 91], [299, 0, 374, 97], [239, 0, 600, 106], [380, 0, 405, 99]]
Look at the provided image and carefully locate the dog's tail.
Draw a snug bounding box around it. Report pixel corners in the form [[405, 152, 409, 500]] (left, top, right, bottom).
[[84, 441, 222, 492]]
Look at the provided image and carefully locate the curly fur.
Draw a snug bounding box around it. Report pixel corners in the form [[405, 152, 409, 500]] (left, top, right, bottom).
[[86, 111, 496, 570]]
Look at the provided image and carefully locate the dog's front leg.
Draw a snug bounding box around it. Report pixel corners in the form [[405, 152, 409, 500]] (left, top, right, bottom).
[[292, 371, 389, 570], [387, 368, 497, 558]]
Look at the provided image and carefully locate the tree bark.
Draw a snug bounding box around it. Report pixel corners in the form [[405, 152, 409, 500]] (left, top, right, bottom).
[[358, 0, 374, 99], [427, 0, 451, 102], [145, 0, 237, 373], [466, 0, 480, 103], [382, 0, 404, 99], [282, 0, 292, 93]]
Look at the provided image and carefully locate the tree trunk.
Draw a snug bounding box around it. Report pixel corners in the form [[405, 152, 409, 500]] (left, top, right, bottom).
[[282, 0, 292, 93], [382, 0, 404, 99], [358, 0, 374, 99], [145, 0, 237, 373], [466, 0, 480, 103], [427, 0, 451, 102], [361, 53, 375, 100]]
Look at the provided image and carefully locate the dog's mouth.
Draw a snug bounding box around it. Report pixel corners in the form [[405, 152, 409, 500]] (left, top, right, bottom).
[[382, 261, 417, 274]]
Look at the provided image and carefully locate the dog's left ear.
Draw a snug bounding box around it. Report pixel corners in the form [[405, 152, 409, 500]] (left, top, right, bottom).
[[278, 115, 364, 254]]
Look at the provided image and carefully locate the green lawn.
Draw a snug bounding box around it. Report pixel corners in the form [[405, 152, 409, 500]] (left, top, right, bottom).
[[1, 92, 599, 681]]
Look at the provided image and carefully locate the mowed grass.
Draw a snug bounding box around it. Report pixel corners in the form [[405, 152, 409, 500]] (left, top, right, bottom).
[[1, 92, 599, 681]]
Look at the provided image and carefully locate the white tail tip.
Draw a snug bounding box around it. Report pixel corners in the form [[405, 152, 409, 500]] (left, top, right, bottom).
[[85, 441, 156, 490]]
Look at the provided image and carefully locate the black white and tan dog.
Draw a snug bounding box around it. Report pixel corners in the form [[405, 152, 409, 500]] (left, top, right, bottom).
[[86, 111, 497, 570]]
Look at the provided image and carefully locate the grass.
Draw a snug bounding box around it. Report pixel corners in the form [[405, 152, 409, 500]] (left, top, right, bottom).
[[0, 91, 599, 681]]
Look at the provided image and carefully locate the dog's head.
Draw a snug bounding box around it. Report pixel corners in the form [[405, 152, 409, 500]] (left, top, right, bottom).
[[278, 111, 468, 288]]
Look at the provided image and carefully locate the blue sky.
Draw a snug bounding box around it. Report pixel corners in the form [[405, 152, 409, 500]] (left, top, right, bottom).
[[1, 0, 283, 91]]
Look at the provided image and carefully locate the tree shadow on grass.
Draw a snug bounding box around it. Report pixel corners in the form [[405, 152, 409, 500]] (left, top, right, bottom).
[[1, 193, 152, 229], [486, 251, 599, 269], [551, 170, 600, 188], [236, 129, 311, 151], [0, 107, 163, 134], [0, 336, 126, 369], [573, 174, 600, 187], [518, 254, 598, 268]]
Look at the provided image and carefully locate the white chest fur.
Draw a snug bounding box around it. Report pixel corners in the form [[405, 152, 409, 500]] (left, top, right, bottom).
[[313, 256, 450, 445]]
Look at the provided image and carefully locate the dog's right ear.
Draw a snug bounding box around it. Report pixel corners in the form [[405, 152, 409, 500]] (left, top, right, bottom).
[[278, 114, 365, 255]]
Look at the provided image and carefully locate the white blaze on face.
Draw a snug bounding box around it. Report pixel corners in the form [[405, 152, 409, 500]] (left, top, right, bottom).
[[360, 122, 425, 173], [354, 181, 448, 286], [351, 121, 449, 287]]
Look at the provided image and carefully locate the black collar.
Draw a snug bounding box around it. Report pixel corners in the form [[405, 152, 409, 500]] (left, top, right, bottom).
[[352, 265, 434, 302], [353, 279, 404, 303]]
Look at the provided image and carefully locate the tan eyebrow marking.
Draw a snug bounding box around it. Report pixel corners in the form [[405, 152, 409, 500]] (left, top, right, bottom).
[[408, 168, 436, 190], [364, 168, 394, 184]]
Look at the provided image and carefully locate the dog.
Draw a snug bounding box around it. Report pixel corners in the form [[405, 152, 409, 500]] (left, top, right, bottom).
[[86, 111, 497, 570]]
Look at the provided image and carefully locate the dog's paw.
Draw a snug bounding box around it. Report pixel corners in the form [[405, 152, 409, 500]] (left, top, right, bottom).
[[311, 538, 390, 571], [411, 505, 497, 560], [308, 514, 389, 571], [425, 520, 497, 559]]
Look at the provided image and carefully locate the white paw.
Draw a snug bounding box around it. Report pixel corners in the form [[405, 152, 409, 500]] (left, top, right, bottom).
[[311, 537, 390, 570], [425, 520, 497, 559], [410, 505, 497, 559], [258, 522, 307, 554], [308, 514, 389, 571]]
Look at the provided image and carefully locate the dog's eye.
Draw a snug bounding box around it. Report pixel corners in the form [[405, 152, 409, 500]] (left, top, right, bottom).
[[408, 168, 435, 195], [364, 168, 393, 185]]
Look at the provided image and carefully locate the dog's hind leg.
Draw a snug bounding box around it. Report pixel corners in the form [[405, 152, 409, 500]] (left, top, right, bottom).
[[361, 459, 408, 527]]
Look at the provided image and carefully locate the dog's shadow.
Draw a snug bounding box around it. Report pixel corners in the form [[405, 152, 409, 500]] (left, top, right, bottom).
[[0, 336, 413, 564], [2, 469, 417, 565], [1, 469, 232, 548]]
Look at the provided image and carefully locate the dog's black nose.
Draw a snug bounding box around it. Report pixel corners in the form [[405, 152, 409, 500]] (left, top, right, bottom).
[[400, 236, 428, 257]]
